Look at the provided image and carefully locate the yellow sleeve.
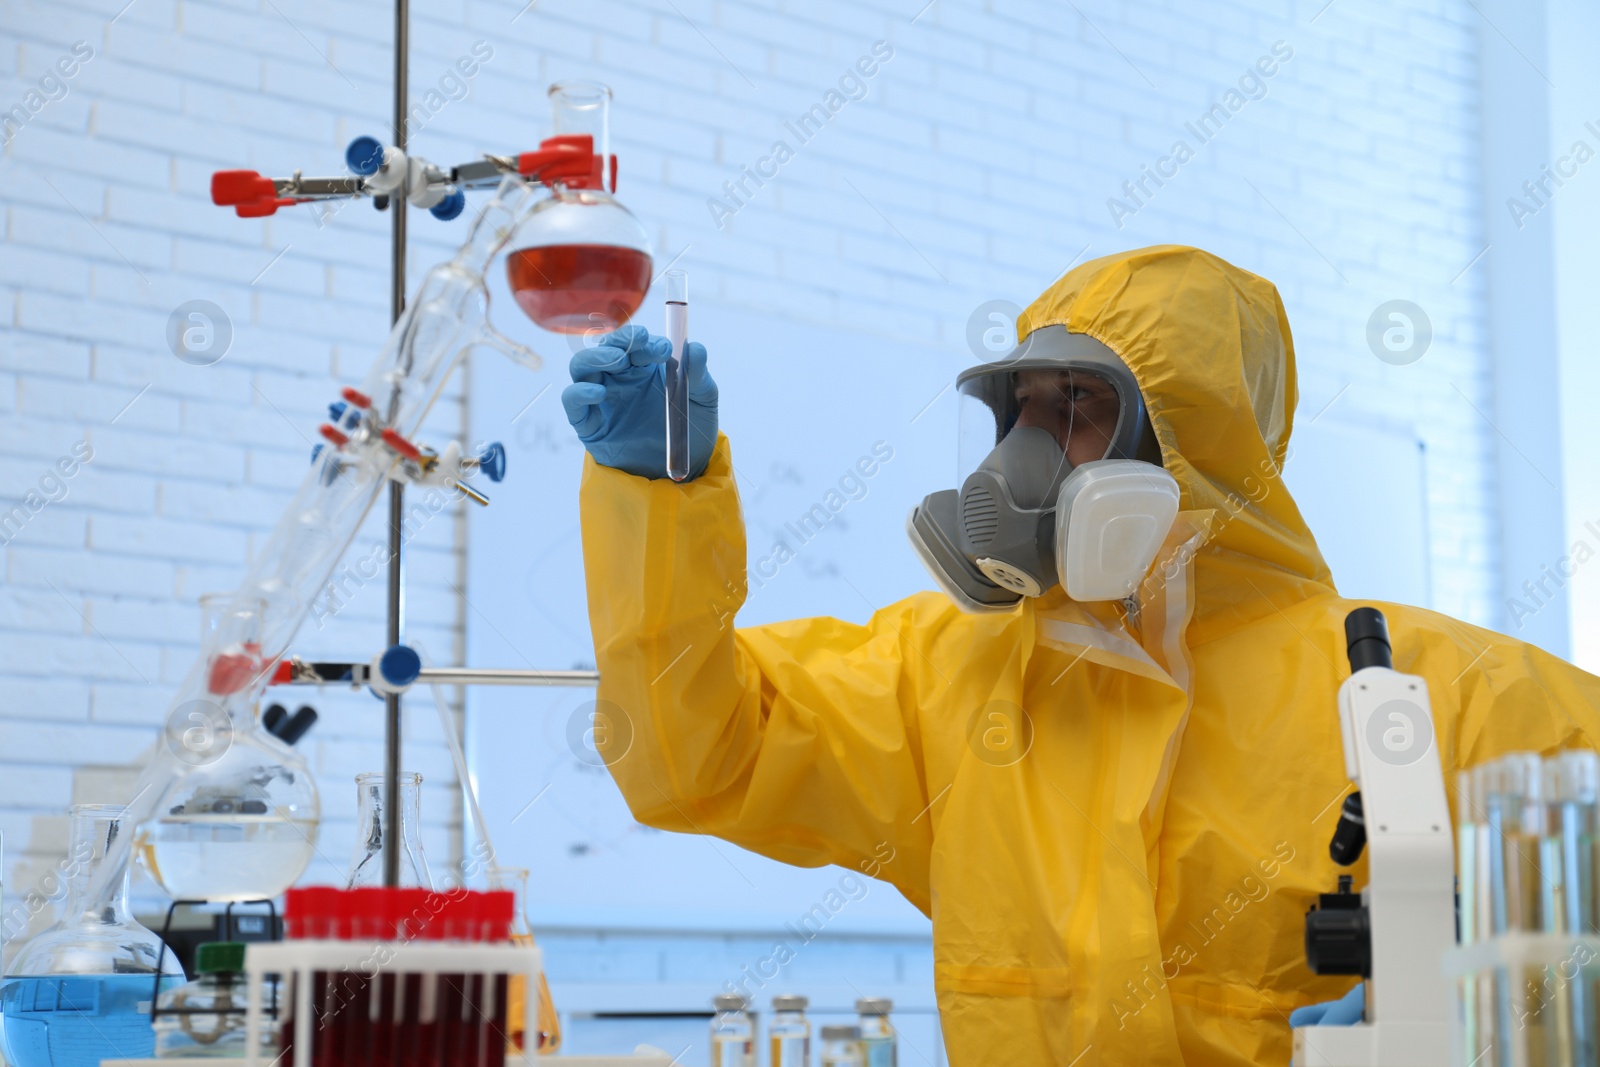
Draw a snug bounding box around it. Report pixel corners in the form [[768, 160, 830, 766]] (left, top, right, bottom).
[[1385, 603, 1600, 771], [578, 433, 942, 914]]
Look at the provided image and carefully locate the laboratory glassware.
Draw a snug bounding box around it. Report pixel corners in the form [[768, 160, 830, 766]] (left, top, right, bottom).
[[2, 805, 185, 1067], [769, 994, 809, 1067], [664, 268, 691, 481], [152, 941, 273, 1059], [1487, 753, 1547, 934], [506, 82, 653, 335], [1484, 753, 1559, 1064], [279, 887, 515, 1067], [710, 993, 754, 1067], [346, 772, 432, 889], [96, 173, 547, 918], [1457, 763, 1495, 1064], [199, 594, 266, 697], [820, 1025, 864, 1067], [137, 593, 319, 903], [855, 997, 896, 1067], [488, 865, 561, 1054], [1537, 749, 1599, 1067]]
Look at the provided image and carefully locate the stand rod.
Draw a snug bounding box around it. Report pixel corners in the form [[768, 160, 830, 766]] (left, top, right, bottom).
[[383, 0, 410, 892]]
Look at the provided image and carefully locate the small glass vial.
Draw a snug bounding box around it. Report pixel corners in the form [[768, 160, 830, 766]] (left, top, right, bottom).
[[820, 1024, 863, 1067], [153, 941, 275, 1059], [710, 993, 754, 1067], [856, 998, 896, 1067], [769, 993, 810, 1067]]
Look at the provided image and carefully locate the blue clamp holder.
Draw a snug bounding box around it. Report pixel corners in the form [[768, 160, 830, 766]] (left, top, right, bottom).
[[377, 644, 422, 692], [346, 136, 385, 176], [478, 441, 507, 483]]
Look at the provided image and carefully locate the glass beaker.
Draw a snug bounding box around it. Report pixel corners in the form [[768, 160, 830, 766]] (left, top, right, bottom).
[[137, 708, 319, 903], [2, 805, 186, 1067], [488, 865, 561, 1055], [345, 772, 432, 889], [505, 83, 653, 335]]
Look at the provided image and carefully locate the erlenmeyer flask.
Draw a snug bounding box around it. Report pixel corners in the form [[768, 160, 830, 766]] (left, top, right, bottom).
[[488, 865, 562, 1054], [345, 772, 432, 889], [2, 805, 186, 1067], [506, 82, 654, 335]]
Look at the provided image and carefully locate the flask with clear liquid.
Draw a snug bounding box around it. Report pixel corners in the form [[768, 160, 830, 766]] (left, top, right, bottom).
[[345, 772, 432, 889], [2, 805, 186, 1067], [137, 595, 320, 903], [709, 993, 754, 1067]]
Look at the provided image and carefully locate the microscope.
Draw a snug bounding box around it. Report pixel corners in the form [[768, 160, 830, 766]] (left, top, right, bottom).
[[1295, 608, 1454, 1066]]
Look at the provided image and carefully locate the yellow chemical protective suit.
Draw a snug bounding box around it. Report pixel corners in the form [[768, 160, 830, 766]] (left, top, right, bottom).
[[578, 245, 1600, 1065]]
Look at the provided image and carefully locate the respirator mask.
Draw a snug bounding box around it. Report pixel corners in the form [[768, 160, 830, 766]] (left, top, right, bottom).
[[907, 326, 1181, 612]]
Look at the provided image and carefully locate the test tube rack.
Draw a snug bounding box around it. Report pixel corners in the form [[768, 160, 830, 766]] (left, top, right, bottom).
[[243, 938, 540, 1067], [1442, 933, 1600, 1067]]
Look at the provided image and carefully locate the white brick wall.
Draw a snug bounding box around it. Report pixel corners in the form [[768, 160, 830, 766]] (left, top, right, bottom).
[[0, 0, 1511, 1045]]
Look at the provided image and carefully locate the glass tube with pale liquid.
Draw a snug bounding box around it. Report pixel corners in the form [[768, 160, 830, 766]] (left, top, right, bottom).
[[1554, 751, 1599, 1067], [1487, 753, 1562, 1066], [664, 269, 690, 481]]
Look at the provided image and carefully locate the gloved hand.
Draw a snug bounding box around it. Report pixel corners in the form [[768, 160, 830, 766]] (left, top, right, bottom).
[[561, 324, 718, 480], [1288, 982, 1364, 1027]]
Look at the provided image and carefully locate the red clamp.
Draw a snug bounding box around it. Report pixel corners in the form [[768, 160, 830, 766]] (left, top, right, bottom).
[[380, 428, 422, 460], [341, 386, 372, 409], [517, 134, 614, 192], [212, 170, 295, 217], [270, 660, 294, 685], [319, 423, 350, 447]]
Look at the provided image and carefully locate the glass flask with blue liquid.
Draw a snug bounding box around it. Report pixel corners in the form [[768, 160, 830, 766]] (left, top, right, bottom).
[[2, 804, 186, 1067]]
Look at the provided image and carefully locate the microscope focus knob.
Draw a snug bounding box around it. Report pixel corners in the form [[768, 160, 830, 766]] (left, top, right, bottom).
[[1329, 792, 1367, 866], [1304, 875, 1371, 978]]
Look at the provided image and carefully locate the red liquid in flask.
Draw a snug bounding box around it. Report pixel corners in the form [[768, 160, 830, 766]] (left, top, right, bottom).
[[506, 244, 653, 334]]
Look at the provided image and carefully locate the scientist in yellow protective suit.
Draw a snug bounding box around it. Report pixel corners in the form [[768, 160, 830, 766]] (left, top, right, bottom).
[[561, 245, 1600, 1065]]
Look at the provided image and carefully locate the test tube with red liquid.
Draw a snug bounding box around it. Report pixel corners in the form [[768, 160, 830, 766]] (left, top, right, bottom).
[[280, 888, 514, 1067]]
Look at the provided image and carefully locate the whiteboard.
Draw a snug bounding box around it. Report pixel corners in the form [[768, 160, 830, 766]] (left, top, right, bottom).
[[1282, 420, 1431, 608], [463, 293, 1429, 931]]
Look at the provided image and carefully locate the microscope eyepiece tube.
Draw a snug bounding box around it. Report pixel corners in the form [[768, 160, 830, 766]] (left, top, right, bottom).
[[1344, 606, 1393, 673]]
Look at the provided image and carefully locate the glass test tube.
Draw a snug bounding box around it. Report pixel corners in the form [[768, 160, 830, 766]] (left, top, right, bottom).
[[1488, 754, 1558, 1066], [1556, 751, 1599, 1067], [664, 269, 690, 482]]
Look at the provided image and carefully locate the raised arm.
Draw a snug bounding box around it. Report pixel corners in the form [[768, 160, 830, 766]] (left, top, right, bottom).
[[565, 329, 939, 911]]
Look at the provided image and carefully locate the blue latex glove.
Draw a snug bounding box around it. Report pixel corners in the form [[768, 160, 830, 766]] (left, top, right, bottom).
[[561, 325, 718, 480], [1289, 982, 1365, 1027]]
